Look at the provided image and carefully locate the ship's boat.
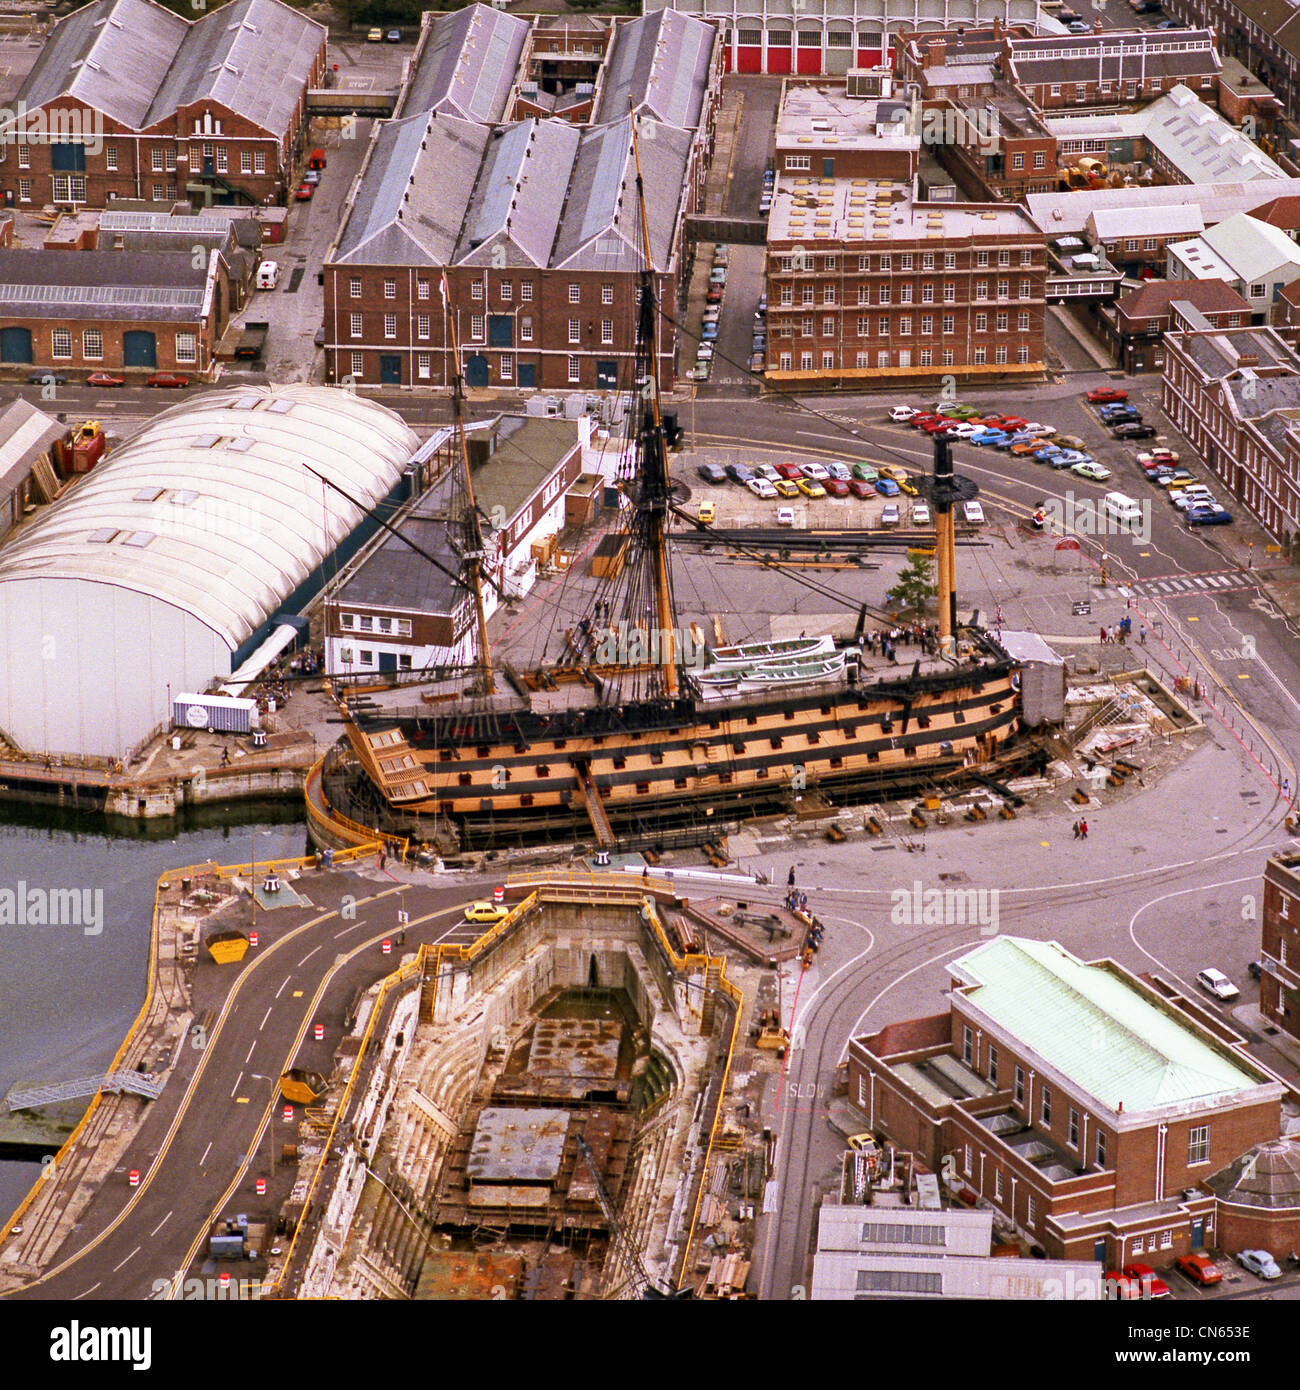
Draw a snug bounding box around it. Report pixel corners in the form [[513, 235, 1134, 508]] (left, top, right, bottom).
[[706, 634, 836, 666], [319, 117, 1020, 849]]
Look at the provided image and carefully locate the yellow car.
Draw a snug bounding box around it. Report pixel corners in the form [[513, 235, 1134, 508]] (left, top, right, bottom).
[[877, 465, 909, 483], [366, 26, 383, 41], [697, 500, 715, 523], [464, 900, 510, 924], [773, 479, 800, 498], [796, 478, 826, 498], [896, 477, 918, 496]]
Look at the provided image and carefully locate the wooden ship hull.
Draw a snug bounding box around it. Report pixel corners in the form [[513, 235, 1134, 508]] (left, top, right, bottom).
[[338, 645, 1022, 843]]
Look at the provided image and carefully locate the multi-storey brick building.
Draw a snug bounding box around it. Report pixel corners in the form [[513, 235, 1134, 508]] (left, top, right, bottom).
[[1161, 0, 1300, 119], [1261, 852, 1300, 1044], [0, 247, 228, 376], [1162, 313, 1300, 549], [323, 6, 718, 393], [848, 936, 1286, 1265], [0, 0, 326, 213], [1004, 28, 1222, 110], [1100, 278, 1251, 372]]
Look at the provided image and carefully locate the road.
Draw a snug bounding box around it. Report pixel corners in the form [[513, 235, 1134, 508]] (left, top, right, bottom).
[[7, 869, 487, 1300]]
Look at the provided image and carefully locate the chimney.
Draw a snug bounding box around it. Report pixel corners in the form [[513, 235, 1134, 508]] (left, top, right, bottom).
[[993, 15, 1003, 39], [1236, 352, 1260, 367], [927, 40, 947, 68]]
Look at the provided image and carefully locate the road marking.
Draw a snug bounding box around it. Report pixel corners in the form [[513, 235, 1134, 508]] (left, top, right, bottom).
[[275, 976, 290, 999], [150, 1211, 173, 1237], [73, 1282, 101, 1300], [244, 1040, 256, 1063], [200, 1141, 212, 1165], [292, 990, 303, 998], [230, 1071, 244, 1097], [300, 944, 321, 965], [112, 1245, 140, 1272], [333, 924, 355, 939], [259, 1007, 272, 1029]]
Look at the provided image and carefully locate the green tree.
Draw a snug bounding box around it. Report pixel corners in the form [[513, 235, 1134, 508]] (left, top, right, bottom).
[[885, 550, 938, 623]]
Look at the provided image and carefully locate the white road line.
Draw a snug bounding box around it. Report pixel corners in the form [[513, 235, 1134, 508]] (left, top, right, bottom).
[[333, 924, 355, 939], [274, 977, 290, 999], [73, 1282, 101, 1300], [244, 1040, 256, 1064], [300, 944, 321, 964], [200, 1140, 212, 1166], [150, 1210, 173, 1237], [112, 1245, 140, 1272], [229, 1072, 243, 1098], [258, 1006, 272, 1029]]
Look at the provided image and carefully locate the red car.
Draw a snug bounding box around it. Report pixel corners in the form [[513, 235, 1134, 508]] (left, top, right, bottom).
[[1175, 1253, 1221, 1287], [1122, 1264, 1171, 1298], [86, 372, 125, 387], [1000, 416, 1029, 431], [774, 462, 804, 480], [824, 478, 850, 497], [921, 418, 958, 433], [1087, 387, 1129, 404], [294, 182, 314, 201], [911, 413, 940, 428], [849, 478, 875, 498], [145, 372, 189, 388]]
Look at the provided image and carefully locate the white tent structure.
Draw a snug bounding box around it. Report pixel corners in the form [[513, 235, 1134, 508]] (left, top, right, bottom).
[[0, 385, 420, 760]]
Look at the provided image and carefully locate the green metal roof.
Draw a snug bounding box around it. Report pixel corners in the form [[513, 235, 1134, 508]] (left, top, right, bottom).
[[953, 937, 1265, 1113]]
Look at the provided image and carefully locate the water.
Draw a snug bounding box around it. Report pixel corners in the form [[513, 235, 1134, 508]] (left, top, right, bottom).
[[0, 802, 307, 1219]]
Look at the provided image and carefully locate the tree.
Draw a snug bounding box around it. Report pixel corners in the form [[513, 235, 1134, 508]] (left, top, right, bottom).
[[885, 550, 938, 623]]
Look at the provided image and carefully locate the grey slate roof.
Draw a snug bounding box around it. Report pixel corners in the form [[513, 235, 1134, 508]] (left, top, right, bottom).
[[17, 0, 186, 130], [334, 113, 492, 267], [14, 0, 321, 137], [0, 399, 65, 496], [593, 9, 714, 130], [335, 112, 689, 274], [400, 2, 530, 123], [1007, 29, 1222, 89], [0, 249, 206, 321], [144, 0, 324, 134]]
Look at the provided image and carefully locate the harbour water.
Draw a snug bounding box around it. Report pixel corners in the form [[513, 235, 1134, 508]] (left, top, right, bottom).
[[0, 802, 307, 1219]]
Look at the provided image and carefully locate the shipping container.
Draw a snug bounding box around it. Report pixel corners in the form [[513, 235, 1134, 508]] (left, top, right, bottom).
[[173, 693, 259, 734]]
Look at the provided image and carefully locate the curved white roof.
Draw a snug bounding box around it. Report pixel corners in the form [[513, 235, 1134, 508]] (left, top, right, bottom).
[[0, 385, 420, 651]]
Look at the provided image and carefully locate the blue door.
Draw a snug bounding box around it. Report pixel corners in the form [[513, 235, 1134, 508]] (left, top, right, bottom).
[[519, 363, 535, 389], [465, 354, 489, 388], [379, 652, 397, 673], [379, 354, 401, 385], [1191, 1218, 1204, 1247], [488, 315, 513, 347], [596, 359, 618, 389], [0, 326, 31, 363], [123, 331, 157, 368]]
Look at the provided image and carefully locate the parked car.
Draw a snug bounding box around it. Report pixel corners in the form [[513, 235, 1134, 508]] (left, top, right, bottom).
[[1153, 468, 1193, 487], [1068, 19, 1090, 31], [911, 502, 931, 525], [302, 168, 321, 185], [774, 462, 803, 480], [464, 901, 509, 923], [1175, 1253, 1221, 1286], [851, 463, 879, 481], [725, 462, 754, 484], [1033, 446, 1064, 464], [776, 506, 795, 527], [1010, 440, 1045, 457], [1121, 1264, 1171, 1298], [796, 478, 826, 498], [747, 477, 778, 499], [1237, 1250, 1281, 1280], [27, 371, 66, 385], [754, 463, 781, 482], [1020, 422, 1053, 436], [702, 306, 721, 324], [971, 430, 1010, 447], [1113, 423, 1157, 440], [1186, 504, 1233, 526], [889, 405, 918, 422], [999, 416, 1029, 431], [145, 372, 188, 388], [86, 372, 125, 387], [879, 503, 901, 526], [1248, 960, 1264, 981], [1072, 461, 1112, 481], [1052, 432, 1087, 450], [825, 461, 852, 481], [696, 499, 715, 523], [1087, 387, 1129, 404], [385, 27, 402, 41], [1137, 448, 1179, 467], [697, 462, 727, 484], [708, 267, 727, 284], [1100, 406, 1140, 423], [705, 287, 722, 304], [700, 323, 719, 341], [1196, 967, 1239, 1001], [758, 193, 773, 215], [366, 26, 383, 41], [696, 345, 714, 362], [687, 365, 709, 382], [962, 500, 985, 524], [773, 479, 800, 498], [849, 478, 875, 499], [936, 403, 979, 420], [949, 422, 982, 438], [825, 478, 850, 497], [874, 477, 900, 496], [294, 182, 314, 200], [1169, 487, 1215, 509], [801, 461, 830, 481]]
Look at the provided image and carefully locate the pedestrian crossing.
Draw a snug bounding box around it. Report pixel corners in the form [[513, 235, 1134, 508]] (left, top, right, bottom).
[[1123, 568, 1268, 599]]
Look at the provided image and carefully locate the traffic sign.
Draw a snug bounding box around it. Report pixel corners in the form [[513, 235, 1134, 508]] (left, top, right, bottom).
[[381, 939, 391, 955], [492, 885, 504, 904], [283, 1104, 293, 1122], [249, 930, 259, 947], [314, 1023, 324, 1041], [255, 1178, 267, 1195], [128, 1169, 140, 1187]]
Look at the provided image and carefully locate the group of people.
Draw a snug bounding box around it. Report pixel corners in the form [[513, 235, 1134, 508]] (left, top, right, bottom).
[[1072, 818, 1090, 840], [864, 624, 936, 662], [1099, 616, 1143, 647]]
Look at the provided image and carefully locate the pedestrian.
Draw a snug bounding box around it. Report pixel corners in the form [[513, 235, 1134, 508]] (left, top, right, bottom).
[[1139, 624, 1147, 645], [1080, 818, 1089, 840], [1072, 820, 1081, 839], [788, 865, 796, 888], [379, 846, 386, 870], [1283, 777, 1292, 804], [220, 746, 230, 766]]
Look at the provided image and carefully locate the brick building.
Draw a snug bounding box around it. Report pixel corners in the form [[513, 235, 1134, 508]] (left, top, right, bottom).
[[1160, 0, 1300, 119], [1004, 28, 1222, 110], [847, 936, 1286, 1265], [1162, 314, 1300, 548], [0, 247, 228, 377], [0, 0, 326, 212], [1261, 852, 1300, 1044], [1100, 278, 1251, 372]]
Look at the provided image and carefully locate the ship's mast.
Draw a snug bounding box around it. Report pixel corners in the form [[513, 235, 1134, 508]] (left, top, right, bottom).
[[630, 111, 678, 698], [927, 435, 979, 658], [444, 278, 494, 695]]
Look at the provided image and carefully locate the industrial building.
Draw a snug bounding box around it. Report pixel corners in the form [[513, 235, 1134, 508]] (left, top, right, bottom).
[[848, 935, 1288, 1266], [0, 386, 420, 761], [0, 400, 65, 540], [0, 0, 327, 211]]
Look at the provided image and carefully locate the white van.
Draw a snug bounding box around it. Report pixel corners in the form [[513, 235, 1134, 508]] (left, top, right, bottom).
[[256, 260, 280, 290], [1102, 490, 1143, 531]]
